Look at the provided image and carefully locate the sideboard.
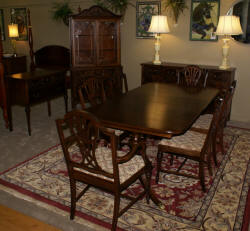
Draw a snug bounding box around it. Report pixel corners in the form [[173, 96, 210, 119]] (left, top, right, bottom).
[[141, 62, 236, 118]]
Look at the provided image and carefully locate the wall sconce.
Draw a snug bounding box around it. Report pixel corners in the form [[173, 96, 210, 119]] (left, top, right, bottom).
[[8, 23, 19, 57], [215, 15, 243, 69], [148, 15, 170, 65]]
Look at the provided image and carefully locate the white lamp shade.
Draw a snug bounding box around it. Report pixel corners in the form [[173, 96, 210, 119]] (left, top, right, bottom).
[[8, 24, 19, 38], [216, 15, 243, 35], [148, 15, 170, 33]]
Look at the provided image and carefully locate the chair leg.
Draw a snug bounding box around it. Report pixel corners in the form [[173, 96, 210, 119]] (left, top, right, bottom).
[[199, 162, 206, 192], [156, 151, 163, 184], [145, 166, 152, 204], [47, 100, 51, 117], [70, 178, 76, 220], [218, 128, 225, 155], [212, 135, 218, 167], [112, 193, 120, 231], [170, 155, 174, 165]]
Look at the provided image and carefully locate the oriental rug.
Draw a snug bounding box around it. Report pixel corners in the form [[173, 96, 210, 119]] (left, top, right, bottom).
[[0, 127, 249, 231]]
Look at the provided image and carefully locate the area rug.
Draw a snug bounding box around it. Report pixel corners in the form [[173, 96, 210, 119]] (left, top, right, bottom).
[[0, 126, 249, 231]]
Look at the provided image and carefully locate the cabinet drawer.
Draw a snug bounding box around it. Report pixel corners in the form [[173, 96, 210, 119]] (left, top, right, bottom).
[[206, 70, 234, 89], [141, 65, 177, 84]]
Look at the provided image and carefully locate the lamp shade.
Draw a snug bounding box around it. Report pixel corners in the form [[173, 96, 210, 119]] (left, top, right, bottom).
[[148, 15, 170, 34], [8, 24, 19, 38], [216, 15, 243, 35]]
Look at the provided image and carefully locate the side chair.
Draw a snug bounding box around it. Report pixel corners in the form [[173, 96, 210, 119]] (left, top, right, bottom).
[[156, 97, 224, 192], [56, 110, 151, 231], [190, 80, 237, 163], [78, 76, 126, 139], [177, 65, 207, 88], [78, 77, 106, 109], [103, 73, 128, 100]]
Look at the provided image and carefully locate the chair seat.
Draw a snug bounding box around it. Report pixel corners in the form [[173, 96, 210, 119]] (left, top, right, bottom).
[[74, 147, 145, 183], [107, 128, 124, 136], [159, 130, 206, 153], [192, 114, 213, 130]]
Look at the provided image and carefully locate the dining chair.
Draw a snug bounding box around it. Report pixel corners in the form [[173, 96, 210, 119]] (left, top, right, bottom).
[[78, 77, 106, 109], [78, 77, 124, 138], [103, 73, 128, 100], [56, 110, 151, 231], [156, 97, 224, 192], [177, 65, 206, 88], [190, 80, 237, 163]]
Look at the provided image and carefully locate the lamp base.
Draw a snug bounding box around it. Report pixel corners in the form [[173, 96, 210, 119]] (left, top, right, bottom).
[[219, 64, 230, 70], [153, 60, 161, 65], [219, 37, 230, 70]]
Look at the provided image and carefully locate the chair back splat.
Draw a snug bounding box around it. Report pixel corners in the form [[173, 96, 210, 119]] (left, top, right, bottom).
[[177, 65, 206, 88], [56, 110, 151, 230], [78, 77, 106, 109], [103, 73, 128, 100]]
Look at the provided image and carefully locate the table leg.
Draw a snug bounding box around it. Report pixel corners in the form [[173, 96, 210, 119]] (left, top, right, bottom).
[[25, 105, 31, 136], [47, 101, 51, 117], [7, 104, 12, 131], [134, 134, 164, 209], [64, 90, 68, 113]]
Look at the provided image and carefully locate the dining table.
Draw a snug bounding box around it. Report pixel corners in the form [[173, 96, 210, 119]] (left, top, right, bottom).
[[89, 82, 219, 138], [88, 82, 219, 207]]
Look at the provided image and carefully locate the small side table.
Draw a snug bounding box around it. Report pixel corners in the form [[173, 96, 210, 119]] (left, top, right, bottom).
[[2, 55, 27, 75], [7, 67, 68, 135]]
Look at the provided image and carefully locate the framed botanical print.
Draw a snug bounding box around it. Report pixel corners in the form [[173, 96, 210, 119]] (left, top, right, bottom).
[[0, 9, 5, 40], [10, 8, 28, 41], [136, 1, 161, 38], [190, 0, 220, 41]]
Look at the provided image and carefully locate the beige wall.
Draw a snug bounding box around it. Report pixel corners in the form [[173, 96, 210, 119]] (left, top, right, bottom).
[[1, 0, 249, 122]]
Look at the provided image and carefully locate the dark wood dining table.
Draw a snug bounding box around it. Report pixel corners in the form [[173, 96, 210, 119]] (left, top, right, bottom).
[[89, 82, 219, 138], [89, 82, 219, 208]]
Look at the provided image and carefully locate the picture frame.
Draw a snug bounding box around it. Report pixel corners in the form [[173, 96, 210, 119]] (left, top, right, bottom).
[[10, 8, 28, 41], [136, 1, 161, 38], [0, 9, 5, 41], [190, 0, 220, 41]]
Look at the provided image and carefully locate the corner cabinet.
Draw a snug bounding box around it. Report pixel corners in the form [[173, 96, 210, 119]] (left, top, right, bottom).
[[70, 5, 123, 108]]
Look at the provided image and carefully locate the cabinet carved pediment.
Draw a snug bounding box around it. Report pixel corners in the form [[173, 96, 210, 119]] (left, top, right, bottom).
[[72, 5, 121, 19]]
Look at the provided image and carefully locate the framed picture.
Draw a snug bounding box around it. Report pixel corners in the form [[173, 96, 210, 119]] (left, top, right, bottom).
[[190, 0, 220, 41], [10, 8, 28, 41], [0, 9, 5, 40], [136, 1, 161, 38]]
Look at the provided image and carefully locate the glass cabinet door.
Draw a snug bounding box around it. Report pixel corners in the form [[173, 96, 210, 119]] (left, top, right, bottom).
[[71, 20, 96, 66], [97, 20, 120, 66]]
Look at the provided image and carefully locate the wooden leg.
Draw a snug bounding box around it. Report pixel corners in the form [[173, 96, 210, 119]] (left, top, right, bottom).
[[156, 151, 163, 184], [47, 101, 51, 117], [199, 162, 206, 192], [219, 128, 225, 155], [64, 91, 68, 113], [70, 178, 76, 220], [212, 134, 218, 166], [25, 106, 31, 136], [7, 103, 13, 131], [112, 193, 120, 231]]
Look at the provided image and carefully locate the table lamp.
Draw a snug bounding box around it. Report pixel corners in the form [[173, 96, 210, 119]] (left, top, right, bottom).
[[8, 23, 19, 57], [215, 15, 243, 69], [148, 15, 170, 65]]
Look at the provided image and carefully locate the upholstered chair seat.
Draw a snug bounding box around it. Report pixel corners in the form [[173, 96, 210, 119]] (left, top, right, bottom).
[[74, 147, 145, 183], [107, 128, 124, 136], [191, 114, 213, 132], [159, 130, 206, 153]]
